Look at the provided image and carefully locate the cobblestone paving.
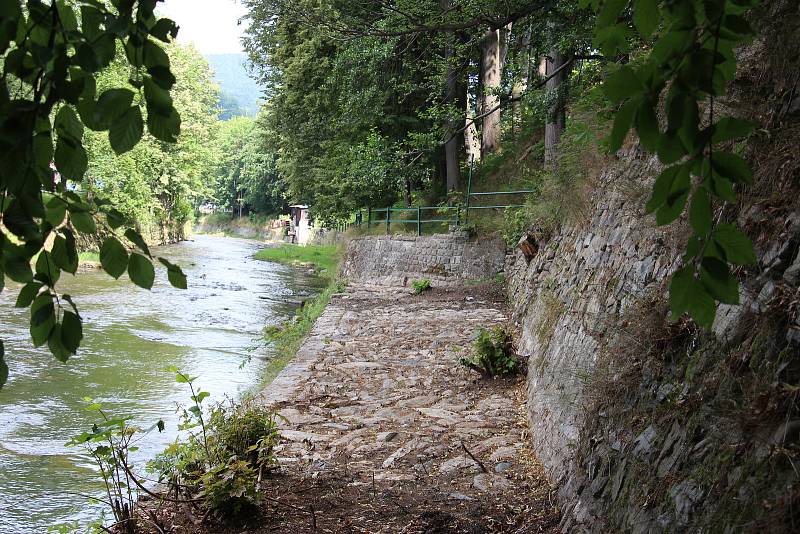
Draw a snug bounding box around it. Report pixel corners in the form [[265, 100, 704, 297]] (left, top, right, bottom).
[[256, 284, 559, 532]]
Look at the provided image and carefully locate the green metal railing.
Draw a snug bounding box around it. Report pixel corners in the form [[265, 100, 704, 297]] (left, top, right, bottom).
[[367, 206, 461, 236], [346, 159, 536, 236]]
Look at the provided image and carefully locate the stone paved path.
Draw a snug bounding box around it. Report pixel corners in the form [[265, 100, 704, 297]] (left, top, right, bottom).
[[256, 283, 559, 533]]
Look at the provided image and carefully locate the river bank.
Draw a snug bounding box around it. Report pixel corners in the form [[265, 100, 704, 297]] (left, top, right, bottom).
[[144, 281, 560, 533], [0, 235, 329, 533]]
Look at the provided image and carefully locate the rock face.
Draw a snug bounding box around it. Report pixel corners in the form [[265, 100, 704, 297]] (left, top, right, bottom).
[[507, 152, 682, 483], [340, 232, 507, 286], [507, 146, 800, 531]]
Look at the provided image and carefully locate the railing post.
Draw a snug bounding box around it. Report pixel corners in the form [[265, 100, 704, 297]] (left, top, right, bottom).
[[367, 207, 371, 229], [456, 205, 461, 226], [417, 206, 421, 236], [386, 208, 390, 234], [465, 155, 474, 224]]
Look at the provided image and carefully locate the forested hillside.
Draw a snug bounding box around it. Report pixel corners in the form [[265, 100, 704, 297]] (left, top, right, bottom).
[[206, 53, 262, 118]]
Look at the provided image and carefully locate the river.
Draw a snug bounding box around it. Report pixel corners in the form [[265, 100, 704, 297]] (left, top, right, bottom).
[[0, 234, 326, 533]]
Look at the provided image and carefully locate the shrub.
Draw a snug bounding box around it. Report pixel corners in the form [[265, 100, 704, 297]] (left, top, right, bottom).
[[411, 278, 432, 294], [461, 326, 518, 377], [149, 370, 281, 520]]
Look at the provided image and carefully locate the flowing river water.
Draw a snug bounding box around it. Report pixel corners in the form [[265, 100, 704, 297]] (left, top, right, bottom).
[[0, 234, 326, 533]]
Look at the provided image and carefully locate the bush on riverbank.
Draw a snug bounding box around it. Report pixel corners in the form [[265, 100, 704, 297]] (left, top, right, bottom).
[[148, 369, 282, 521]]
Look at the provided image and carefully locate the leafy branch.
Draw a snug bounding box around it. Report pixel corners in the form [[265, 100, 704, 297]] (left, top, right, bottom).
[[591, 0, 759, 327], [0, 0, 187, 387]]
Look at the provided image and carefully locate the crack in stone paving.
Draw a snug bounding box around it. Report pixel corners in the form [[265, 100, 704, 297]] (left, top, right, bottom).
[[257, 283, 559, 532]]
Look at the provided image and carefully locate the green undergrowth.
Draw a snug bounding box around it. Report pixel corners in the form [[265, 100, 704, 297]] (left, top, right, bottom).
[[261, 278, 348, 385], [255, 243, 346, 386], [254, 244, 339, 275], [78, 251, 100, 263]]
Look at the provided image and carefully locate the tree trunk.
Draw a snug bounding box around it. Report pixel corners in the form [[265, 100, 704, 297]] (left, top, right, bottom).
[[480, 28, 502, 156], [464, 87, 481, 164], [442, 2, 463, 192], [544, 48, 569, 168]]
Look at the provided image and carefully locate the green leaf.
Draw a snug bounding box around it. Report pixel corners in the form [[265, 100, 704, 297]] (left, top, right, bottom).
[[633, 0, 659, 38], [52, 234, 79, 274], [128, 253, 155, 290], [124, 229, 151, 256], [669, 267, 716, 327], [0, 340, 7, 389], [109, 106, 144, 155], [48, 324, 71, 363], [143, 76, 173, 113], [603, 66, 643, 104], [35, 251, 60, 286], [594, 22, 632, 56], [656, 132, 687, 164], [655, 164, 691, 225], [607, 98, 638, 153], [688, 285, 717, 327], [96, 88, 135, 122], [61, 311, 83, 354], [646, 164, 681, 213], [45, 197, 67, 227], [30, 293, 56, 347], [70, 210, 97, 234], [3, 200, 38, 239], [54, 138, 88, 181], [15, 282, 43, 308], [713, 151, 752, 184], [54, 106, 84, 142], [143, 41, 170, 68], [93, 34, 117, 69], [669, 266, 694, 319], [3, 252, 33, 283], [159, 257, 187, 289], [146, 108, 181, 143], [713, 224, 756, 265], [711, 118, 754, 143], [191, 391, 210, 404], [105, 209, 127, 229], [635, 99, 660, 151], [597, 0, 628, 28], [700, 257, 740, 305], [689, 188, 712, 235], [149, 18, 179, 42], [100, 237, 129, 279]]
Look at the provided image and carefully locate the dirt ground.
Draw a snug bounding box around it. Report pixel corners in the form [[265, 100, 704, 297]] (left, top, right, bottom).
[[143, 282, 560, 533]]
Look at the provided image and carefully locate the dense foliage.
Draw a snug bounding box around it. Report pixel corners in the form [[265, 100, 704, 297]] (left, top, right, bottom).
[[84, 43, 220, 238], [0, 0, 189, 387], [212, 115, 284, 216], [241, 0, 760, 327]]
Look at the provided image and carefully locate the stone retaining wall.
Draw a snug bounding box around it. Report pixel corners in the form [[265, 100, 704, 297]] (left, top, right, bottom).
[[507, 144, 800, 532], [340, 232, 507, 286]]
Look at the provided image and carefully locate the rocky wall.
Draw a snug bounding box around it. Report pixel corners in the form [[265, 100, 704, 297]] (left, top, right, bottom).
[[507, 141, 800, 532], [340, 232, 507, 287]]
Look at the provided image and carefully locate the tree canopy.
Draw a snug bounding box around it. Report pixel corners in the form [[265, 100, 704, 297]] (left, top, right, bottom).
[[0, 0, 764, 387]]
